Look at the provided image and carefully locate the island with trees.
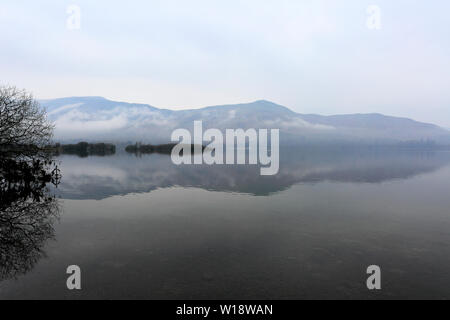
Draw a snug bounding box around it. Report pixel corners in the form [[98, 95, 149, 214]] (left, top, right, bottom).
[[125, 142, 205, 155], [53, 142, 116, 157]]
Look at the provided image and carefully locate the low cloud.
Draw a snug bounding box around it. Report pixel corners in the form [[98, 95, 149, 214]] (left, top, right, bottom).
[[48, 103, 84, 116], [264, 118, 335, 130]]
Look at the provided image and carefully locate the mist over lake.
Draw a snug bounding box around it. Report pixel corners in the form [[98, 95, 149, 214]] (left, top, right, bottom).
[[1, 148, 450, 299]]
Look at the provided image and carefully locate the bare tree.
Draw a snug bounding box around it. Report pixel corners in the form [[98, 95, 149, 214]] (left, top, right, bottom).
[[0, 86, 60, 280], [0, 86, 53, 156]]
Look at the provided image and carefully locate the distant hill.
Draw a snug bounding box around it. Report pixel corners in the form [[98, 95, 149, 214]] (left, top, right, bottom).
[[41, 97, 450, 145]]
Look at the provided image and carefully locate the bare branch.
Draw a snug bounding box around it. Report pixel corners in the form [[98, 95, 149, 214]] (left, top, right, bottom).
[[0, 85, 54, 157]]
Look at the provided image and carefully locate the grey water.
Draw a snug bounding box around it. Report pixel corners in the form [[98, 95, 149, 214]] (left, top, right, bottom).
[[1, 147, 450, 299]]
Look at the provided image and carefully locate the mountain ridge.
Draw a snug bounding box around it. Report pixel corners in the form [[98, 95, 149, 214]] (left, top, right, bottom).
[[41, 96, 442, 127], [39, 96, 450, 145]]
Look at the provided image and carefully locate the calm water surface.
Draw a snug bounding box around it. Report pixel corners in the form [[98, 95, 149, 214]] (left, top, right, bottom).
[[1, 148, 450, 299]]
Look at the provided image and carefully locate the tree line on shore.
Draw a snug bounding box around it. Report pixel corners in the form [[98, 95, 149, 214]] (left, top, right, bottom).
[[125, 143, 177, 155], [52, 142, 116, 157], [49, 142, 200, 157], [50, 142, 180, 156]]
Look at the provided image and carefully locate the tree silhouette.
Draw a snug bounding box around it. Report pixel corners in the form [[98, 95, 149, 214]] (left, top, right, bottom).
[[0, 85, 53, 158], [0, 157, 61, 281], [0, 85, 61, 281]]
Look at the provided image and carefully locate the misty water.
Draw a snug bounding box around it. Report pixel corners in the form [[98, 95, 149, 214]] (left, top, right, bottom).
[[1, 147, 450, 299]]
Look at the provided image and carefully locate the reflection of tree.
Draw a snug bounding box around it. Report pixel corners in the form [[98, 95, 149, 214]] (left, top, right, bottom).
[[0, 155, 61, 282], [0, 85, 61, 281]]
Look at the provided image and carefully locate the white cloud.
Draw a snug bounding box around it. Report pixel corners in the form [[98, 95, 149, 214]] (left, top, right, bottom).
[[52, 105, 175, 139], [227, 110, 236, 120], [48, 103, 84, 115], [264, 118, 335, 130], [54, 110, 128, 133]]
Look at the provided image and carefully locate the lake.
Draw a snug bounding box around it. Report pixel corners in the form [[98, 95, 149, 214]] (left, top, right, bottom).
[[1, 147, 450, 299]]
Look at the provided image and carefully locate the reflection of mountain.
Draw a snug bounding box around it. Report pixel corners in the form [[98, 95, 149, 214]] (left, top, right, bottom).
[[54, 148, 450, 200], [42, 97, 450, 145], [0, 158, 60, 282]]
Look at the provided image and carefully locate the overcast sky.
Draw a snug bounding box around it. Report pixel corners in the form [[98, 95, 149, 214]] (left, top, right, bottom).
[[1, 0, 449, 126]]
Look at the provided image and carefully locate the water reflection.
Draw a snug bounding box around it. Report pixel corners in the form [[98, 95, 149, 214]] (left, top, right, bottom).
[[55, 147, 450, 200], [0, 157, 60, 281], [2, 147, 450, 299]]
